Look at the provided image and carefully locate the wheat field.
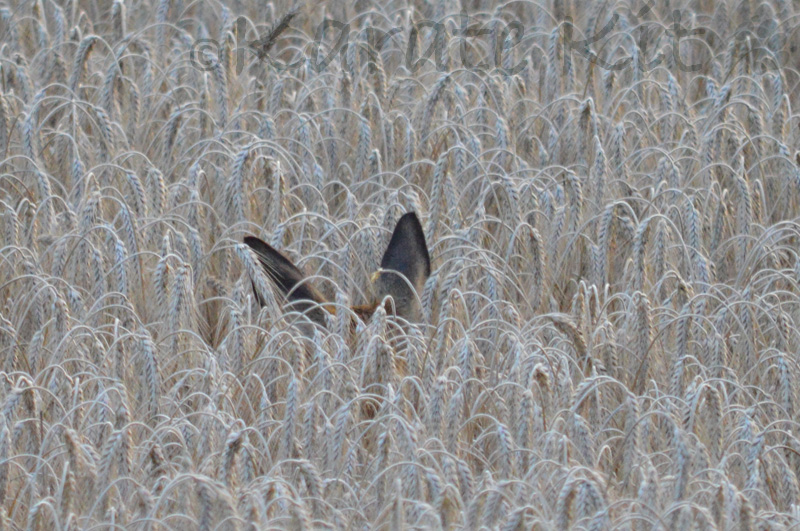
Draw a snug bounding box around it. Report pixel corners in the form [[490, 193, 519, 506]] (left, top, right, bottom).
[[1, 0, 800, 528]]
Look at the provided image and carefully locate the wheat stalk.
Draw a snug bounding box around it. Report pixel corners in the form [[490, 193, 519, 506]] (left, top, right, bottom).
[[1, 0, 800, 527]]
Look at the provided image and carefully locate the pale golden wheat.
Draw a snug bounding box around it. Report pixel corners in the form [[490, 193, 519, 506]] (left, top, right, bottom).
[[1, 0, 800, 528]]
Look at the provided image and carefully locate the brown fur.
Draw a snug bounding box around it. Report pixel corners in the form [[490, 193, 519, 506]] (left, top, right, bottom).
[[243, 212, 431, 329]]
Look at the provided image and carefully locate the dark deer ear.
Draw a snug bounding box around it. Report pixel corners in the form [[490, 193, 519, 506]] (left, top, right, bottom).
[[243, 236, 329, 321], [379, 212, 431, 290], [371, 212, 431, 321]]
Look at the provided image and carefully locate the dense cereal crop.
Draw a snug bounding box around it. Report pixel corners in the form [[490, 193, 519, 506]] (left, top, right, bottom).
[[1, 0, 800, 528]]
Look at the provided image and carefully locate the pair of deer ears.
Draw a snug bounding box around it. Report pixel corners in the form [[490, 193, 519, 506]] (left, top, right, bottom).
[[244, 212, 431, 319]]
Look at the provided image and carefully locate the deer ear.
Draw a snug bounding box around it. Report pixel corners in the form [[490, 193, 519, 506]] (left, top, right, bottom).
[[371, 212, 431, 321], [243, 236, 329, 312], [379, 212, 431, 291]]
